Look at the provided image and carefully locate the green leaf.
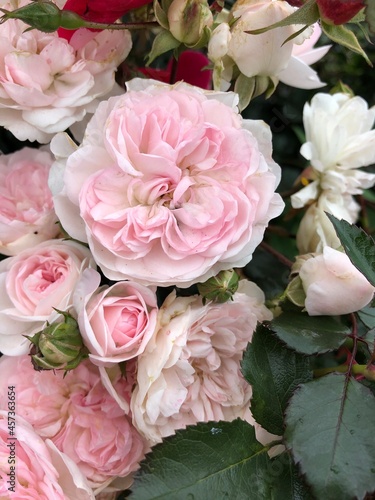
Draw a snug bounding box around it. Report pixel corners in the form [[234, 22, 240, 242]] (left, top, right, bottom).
[[146, 30, 180, 65], [285, 276, 306, 308], [245, 0, 319, 35], [129, 419, 273, 499], [285, 374, 375, 499], [358, 305, 375, 329], [269, 452, 314, 500], [365, 0, 375, 34], [362, 327, 375, 354], [271, 312, 350, 355], [242, 324, 312, 435], [234, 74, 278, 111], [326, 214, 375, 287], [321, 22, 372, 66], [153, 0, 169, 30]]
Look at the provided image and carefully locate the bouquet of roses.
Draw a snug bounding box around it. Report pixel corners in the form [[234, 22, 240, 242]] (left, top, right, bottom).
[[0, 0, 374, 498]]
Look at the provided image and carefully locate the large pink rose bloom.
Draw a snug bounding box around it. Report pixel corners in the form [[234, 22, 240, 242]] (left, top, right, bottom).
[[51, 79, 284, 287], [0, 412, 94, 499], [74, 268, 158, 366], [0, 239, 95, 355], [0, 0, 132, 143], [130, 280, 273, 444], [0, 356, 147, 490], [0, 147, 59, 256]]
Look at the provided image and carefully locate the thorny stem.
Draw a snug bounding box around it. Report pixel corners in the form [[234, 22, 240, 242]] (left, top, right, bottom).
[[69, 20, 159, 30], [314, 314, 375, 380], [259, 241, 293, 268]]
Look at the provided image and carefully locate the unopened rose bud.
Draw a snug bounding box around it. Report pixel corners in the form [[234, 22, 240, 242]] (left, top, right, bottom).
[[208, 22, 231, 62], [198, 269, 239, 304], [299, 247, 375, 316], [28, 310, 88, 372], [316, 0, 364, 25], [0, 1, 87, 33], [330, 81, 355, 97], [168, 0, 213, 46]]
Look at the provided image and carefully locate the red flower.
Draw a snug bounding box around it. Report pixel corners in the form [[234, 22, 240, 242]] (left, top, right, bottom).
[[59, 0, 152, 39], [139, 50, 212, 90], [316, 0, 364, 25]]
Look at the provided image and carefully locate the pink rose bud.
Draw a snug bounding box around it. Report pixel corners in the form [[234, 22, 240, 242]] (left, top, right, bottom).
[[299, 247, 375, 316], [74, 268, 158, 366]]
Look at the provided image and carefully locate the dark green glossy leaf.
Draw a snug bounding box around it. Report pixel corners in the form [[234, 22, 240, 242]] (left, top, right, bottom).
[[358, 304, 375, 329], [362, 327, 375, 354], [285, 374, 375, 499], [326, 214, 375, 286], [129, 419, 273, 499], [271, 312, 350, 355], [269, 452, 314, 500], [242, 325, 312, 435]]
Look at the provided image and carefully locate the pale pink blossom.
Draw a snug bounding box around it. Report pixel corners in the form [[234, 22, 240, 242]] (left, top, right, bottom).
[[130, 280, 272, 444], [0, 411, 94, 499], [50, 79, 284, 287], [0, 355, 147, 489], [73, 268, 158, 366], [299, 247, 375, 316], [0, 0, 132, 143], [224, 1, 328, 90], [0, 239, 95, 355], [278, 23, 330, 89], [227, 0, 299, 79], [0, 147, 59, 256]]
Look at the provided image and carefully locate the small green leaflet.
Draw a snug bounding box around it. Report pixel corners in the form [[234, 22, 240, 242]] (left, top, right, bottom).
[[321, 22, 372, 66], [326, 214, 375, 287]]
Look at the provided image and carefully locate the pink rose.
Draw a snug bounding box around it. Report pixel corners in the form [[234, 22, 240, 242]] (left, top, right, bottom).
[[130, 280, 272, 443], [0, 1, 132, 143], [0, 412, 94, 499], [0, 355, 147, 489], [51, 79, 284, 287], [299, 246, 375, 316], [74, 268, 158, 366], [0, 239, 95, 355], [0, 147, 59, 256]]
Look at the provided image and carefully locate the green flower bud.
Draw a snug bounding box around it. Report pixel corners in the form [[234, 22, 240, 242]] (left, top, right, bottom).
[[0, 1, 86, 33], [168, 0, 213, 46], [330, 81, 355, 98], [27, 310, 88, 372], [197, 269, 239, 304]]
